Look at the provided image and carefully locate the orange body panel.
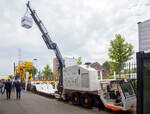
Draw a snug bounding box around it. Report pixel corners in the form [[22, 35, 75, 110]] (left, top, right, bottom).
[[105, 105, 122, 111]]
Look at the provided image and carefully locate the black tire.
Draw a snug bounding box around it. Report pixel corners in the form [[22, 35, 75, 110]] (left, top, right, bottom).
[[64, 94, 69, 102], [80, 94, 93, 108], [93, 95, 104, 108], [32, 86, 37, 93], [71, 92, 80, 105]]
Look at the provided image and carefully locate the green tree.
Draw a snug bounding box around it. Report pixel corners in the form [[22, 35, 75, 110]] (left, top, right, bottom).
[[26, 66, 38, 77], [102, 61, 115, 76], [56, 68, 60, 76], [108, 34, 134, 76], [37, 70, 42, 77], [102, 61, 111, 70], [109, 61, 116, 76], [8, 75, 13, 79], [42, 65, 52, 79], [77, 57, 82, 65]]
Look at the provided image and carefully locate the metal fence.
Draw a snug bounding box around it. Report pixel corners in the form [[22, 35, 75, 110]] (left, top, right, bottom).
[[123, 62, 137, 92], [122, 62, 137, 79]]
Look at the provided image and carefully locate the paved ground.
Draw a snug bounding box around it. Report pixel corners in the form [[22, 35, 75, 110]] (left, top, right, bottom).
[[0, 90, 136, 114]]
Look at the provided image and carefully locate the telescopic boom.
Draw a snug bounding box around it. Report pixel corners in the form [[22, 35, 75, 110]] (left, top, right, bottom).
[[26, 1, 64, 95]]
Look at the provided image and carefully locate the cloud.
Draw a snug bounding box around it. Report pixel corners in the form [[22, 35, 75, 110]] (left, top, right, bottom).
[[0, 0, 149, 76]]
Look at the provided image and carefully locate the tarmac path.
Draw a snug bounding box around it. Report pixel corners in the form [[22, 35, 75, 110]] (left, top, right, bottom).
[[0, 90, 136, 114]]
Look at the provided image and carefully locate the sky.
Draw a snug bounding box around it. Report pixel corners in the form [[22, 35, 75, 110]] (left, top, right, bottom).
[[0, 0, 150, 77]]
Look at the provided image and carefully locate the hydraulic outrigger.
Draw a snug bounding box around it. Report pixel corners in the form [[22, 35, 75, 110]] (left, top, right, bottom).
[[26, 1, 65, 95]]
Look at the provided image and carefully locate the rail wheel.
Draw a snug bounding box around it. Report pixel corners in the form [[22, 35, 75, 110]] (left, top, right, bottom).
[[80, 94, 93, 108], [71, 92, 80, 105]]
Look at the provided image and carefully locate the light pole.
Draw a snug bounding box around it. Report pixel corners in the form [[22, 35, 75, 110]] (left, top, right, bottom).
[[33, 58, 38, 80]]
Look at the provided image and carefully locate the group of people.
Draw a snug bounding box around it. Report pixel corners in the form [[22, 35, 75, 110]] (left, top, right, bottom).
[[0, 79, 22, 100]]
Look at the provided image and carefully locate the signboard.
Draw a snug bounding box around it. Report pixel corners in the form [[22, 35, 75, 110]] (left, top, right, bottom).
[[24, 62, 33, 69], [138, 19, 150, 51]]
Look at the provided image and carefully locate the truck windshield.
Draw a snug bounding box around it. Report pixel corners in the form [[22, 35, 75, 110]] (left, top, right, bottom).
[[120, 82, 135, 98]]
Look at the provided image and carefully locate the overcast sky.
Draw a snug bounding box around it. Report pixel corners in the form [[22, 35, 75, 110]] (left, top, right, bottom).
[[0, 0, 150, 76]]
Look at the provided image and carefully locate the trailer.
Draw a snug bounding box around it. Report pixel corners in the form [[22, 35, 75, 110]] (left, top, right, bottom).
[[32, 81, 56, 95]]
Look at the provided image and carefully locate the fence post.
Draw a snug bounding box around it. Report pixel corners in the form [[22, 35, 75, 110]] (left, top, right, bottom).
[[114, 71, 116, 80], [100, 71, 103, 81]]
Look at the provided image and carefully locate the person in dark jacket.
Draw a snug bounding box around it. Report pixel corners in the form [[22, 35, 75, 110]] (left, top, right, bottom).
[[15, 80, 22, 99], [4, 79, 12, 99], [0, 80, 3, 94]]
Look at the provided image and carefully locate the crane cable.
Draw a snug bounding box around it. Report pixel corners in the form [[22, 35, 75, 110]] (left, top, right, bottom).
[[24, 5, 29, 16]]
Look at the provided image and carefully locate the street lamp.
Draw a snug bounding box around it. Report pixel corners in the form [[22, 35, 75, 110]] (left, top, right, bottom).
[[33, 58, 38, 80], [33, 58, 37, 61]]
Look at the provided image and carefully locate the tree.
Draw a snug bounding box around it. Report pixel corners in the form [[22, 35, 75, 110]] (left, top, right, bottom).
[[109, 61, 116, 76], [108, 34, 134, 76], [42, 65, 52, 79], [8, 75, 13, 79], [102, 61, 111, 70], [26, 66, 38, 77], [37, 70, 42, 77], [56, 68, 60, 76], [102, 61, 115, 76], [77, 57, 82, 65]]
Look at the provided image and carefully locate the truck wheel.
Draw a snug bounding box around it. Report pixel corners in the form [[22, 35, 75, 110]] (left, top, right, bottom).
[[80, 94, 93, 108], [93, 95, 104, 108], [63, 94, 69, 102], [32, 86, 37, 93], [71, 93, 80, 105]]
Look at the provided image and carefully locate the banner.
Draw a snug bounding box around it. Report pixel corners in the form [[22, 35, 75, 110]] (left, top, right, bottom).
[[25, 72, 29, 92]]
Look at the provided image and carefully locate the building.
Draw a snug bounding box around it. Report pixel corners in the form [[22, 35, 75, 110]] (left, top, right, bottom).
[[53, 58, 57, 76], [64, 57, 78, 67], [90, 62, 110, 77], [53, 58, 64, 76], [90, 62, 103, 79], [53, 57, 78, 76], [90, 62, 103, 71]]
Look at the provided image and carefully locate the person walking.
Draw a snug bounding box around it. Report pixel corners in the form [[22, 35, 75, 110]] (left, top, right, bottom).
[[15, 80, 22, 99], [0, 80, 3, 94], [4, 79, 12, 99]]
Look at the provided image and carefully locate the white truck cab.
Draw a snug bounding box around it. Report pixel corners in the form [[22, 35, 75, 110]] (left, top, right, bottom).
[[100, 79, 136, 111], [62, 65, 136, 111]]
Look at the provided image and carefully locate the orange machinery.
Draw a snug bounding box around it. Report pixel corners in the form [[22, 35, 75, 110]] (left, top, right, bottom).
[[15, 61, 33, 83]]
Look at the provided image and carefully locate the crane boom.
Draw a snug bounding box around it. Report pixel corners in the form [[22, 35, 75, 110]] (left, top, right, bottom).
[[26, 2, 64, 95]]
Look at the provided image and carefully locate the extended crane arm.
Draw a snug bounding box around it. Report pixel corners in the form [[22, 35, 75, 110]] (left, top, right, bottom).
[[26, 2, 64, 94]]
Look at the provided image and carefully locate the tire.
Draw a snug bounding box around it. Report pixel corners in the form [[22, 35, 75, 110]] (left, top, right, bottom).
[[71, 92, 80, 105], [93, 95, 104, 108], [32, 86, 37, 93], [80, 94, 93, 108], [63, 94, 69, 102]]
